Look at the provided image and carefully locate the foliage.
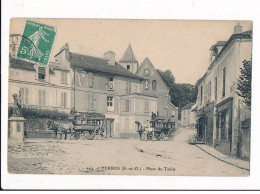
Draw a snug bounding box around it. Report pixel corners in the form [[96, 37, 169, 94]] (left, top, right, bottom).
[[236, 59, 252, 108], [158, 69, 197, 119], [8, 106, 70, 120]]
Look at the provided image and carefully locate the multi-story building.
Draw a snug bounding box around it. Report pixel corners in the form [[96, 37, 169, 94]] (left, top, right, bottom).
[[9, 43, 177, 138], [195, 24, 252, 158], [181, 103, 196, 128]]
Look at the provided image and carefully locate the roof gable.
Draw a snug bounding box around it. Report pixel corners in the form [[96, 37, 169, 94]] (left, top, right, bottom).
[[137, 57, 169, 90], [119, 44, 138, 63]]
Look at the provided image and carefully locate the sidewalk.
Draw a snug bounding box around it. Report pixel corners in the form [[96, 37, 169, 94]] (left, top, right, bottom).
[[195, 144, 250, 171]]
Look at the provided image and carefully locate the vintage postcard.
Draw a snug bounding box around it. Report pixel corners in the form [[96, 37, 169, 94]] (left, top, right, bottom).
[[7, 18, 252, 176]]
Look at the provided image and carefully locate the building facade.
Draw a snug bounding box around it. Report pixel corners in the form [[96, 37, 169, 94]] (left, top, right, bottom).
[[181, 103, 196, 128], [9, 43, 177, 138], [195, 24, 252, 158]]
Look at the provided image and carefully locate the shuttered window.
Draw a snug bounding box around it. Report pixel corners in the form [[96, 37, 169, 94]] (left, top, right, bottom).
[[61, 92, 67, 108], [124, 100, 131, 112], [38, 90, 46, 106], [126, 81, 131, 93], [87, 93, 95, 110], [88, 73, 94, 88], [222, 68, 226, 96], [61, 71, 67, 84], [20, 87, 29, 105], [144, 101, 150, 112]]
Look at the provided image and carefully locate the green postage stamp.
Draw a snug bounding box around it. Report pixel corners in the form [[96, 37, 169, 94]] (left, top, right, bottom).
[[17, 20, 56, 66]]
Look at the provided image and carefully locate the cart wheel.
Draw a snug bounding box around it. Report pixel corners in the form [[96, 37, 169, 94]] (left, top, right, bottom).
[[88, 131, 95, 140], [82, 131, 90, 140], [73, 133, 80, 140], [168, 130, 174, 140], [159, 132, 166, 141]]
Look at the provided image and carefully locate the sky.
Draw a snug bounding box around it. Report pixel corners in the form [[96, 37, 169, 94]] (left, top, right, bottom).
[[10, 19, 252, 85]]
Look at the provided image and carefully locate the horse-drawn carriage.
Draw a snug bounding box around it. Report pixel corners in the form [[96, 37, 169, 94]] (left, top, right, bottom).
[[136, 117, 176, 141], [47, 111, 105, 140], [69, 112, 105, 140]]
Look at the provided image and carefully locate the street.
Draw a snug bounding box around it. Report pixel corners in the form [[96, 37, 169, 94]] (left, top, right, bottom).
[[8, 128, 249, 176]]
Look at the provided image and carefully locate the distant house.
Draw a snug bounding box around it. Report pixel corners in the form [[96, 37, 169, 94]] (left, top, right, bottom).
[[181, 103, 196, 128], [194, 24, 252, 158]]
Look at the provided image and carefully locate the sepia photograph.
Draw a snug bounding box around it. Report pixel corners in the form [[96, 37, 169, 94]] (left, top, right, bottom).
[[7, 18, 252, 177]]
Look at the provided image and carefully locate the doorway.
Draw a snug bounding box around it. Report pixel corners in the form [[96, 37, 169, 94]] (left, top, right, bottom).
[[106, 119, 114, 137]]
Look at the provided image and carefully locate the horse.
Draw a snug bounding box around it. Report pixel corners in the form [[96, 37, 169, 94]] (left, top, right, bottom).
[[135, 121, 154, 141], [47, 121, 73, 140]]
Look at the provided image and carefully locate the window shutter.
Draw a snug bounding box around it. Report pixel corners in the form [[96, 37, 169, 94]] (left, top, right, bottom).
[[20, 87, 24, 104], [91, 93, 94, 109], [61, 92, 64, 108], [64, 92, 67, 108], [25, 88, 28, 105], [91, 73, 94, 87], [43, 91, 46, 106], [65, 72, 67, 84], [38, 90, 41, 105]]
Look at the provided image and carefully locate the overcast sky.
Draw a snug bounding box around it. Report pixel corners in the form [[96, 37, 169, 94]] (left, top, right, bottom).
[[10, 19, 252, 85]]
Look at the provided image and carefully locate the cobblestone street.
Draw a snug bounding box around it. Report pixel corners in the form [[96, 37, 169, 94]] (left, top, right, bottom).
[[8, 128, 249, 176]]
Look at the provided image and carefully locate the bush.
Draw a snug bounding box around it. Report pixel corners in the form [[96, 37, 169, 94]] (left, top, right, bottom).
[[8, 106, 70, 120]]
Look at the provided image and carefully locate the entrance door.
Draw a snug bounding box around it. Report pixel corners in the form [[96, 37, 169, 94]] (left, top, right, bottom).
[[206, 115, 213, 146], [106, 119, 114, 137]]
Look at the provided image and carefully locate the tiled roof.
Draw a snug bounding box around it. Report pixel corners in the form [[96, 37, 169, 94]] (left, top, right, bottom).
[[197, 30, 252, 86], [119, 44, 138, 63], [182, 102, 196, 110], [49, 62, 70, 72], [69, 52, 144, 80], [9, 57, 36, 71]]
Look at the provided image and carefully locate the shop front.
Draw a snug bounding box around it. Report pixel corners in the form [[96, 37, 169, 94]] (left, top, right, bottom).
[[215, 97, 233, 156]]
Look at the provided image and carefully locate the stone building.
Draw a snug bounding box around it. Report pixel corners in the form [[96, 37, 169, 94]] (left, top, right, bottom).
[[195, 24, 252, 158], [181, 103, 196, 128], [9, 43, 177, 138]]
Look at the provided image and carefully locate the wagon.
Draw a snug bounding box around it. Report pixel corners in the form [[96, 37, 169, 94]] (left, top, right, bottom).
[[148, 118, 176, 141], [70, 112, 106, 140]]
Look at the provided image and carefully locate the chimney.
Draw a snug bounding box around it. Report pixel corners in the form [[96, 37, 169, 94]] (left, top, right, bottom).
[[234, 23, 243, 34], [103, 50, 116, 66], [56, 43, 70, 61]]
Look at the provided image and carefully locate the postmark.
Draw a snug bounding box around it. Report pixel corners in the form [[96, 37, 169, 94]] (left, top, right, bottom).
[[17, 20, 56, 66]]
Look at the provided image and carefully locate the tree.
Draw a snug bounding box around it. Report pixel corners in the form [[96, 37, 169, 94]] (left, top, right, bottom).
[[157, 69, 197, 108], [236, 59, 252, 108]]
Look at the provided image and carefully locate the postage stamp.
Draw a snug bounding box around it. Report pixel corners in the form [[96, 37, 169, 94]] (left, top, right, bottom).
[[17, 20, 56, 66]]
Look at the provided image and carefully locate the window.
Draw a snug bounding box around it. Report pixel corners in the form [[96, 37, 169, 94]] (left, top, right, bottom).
[[152, 80, 157, 91], [144, 80, 149, 90], [38, 90, 46, 106], [20, 87, 29, 105], [125, 100, 131, 112], [107, 96, 114, 111], [144, 101, 150, 112], [87, 93, 94, 110], [222, 68, 226, 96], [38, 67, 46, 80], [215, 77, 217, 101], [61, 92, 67, 108], [108, 77, 114, 90], [61, 71, 67, 84], [127, 65, 130, 70], [200, 85, 203, 104], [209, 81, 212, 100], [126, 81, 131, 93], [88, 73, 94, 88]]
